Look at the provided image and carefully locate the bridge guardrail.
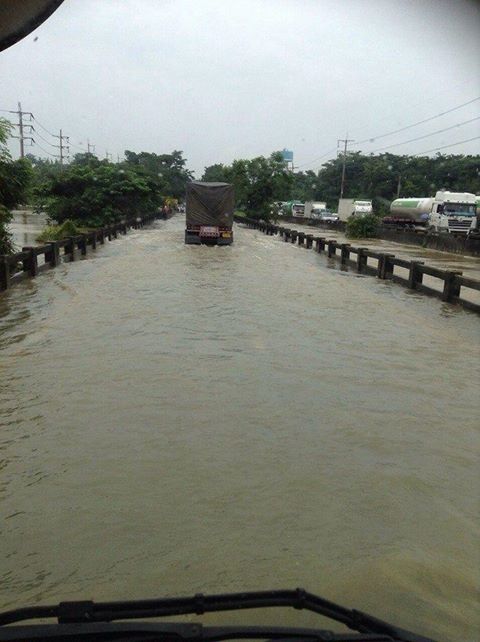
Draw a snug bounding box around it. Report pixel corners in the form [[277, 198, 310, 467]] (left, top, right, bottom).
[[238, 216, 480, 313], [0, 211, 160, 293]]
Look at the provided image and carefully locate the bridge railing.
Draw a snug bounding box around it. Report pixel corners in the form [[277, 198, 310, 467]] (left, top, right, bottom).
[[0, 211, 159, 293], [239, 216, 480, 312]]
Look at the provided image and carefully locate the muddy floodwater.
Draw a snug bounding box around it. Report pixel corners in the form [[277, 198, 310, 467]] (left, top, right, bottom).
[[1, 216, 479, 641]]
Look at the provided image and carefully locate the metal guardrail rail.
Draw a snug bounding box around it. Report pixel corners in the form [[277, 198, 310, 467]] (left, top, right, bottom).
[[0, 211, 165, 293], [237, 216, 480, 313]]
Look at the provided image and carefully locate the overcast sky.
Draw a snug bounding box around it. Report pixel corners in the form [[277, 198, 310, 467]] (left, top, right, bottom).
[[1, 0, 479, 175]]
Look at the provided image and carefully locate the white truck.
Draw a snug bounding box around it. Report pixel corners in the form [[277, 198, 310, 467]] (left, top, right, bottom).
[[337, 198, 373, 220], [337, 198, 355, 221], [352, 200, 373, 216], [304, 201, 327, 218], [388, 191, 477, 235]]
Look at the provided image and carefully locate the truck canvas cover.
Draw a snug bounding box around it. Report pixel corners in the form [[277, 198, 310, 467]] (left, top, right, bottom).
[[186, 181, 234, 227]]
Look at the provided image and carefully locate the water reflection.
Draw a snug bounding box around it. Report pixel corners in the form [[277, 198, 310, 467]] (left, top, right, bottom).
[[0, 217, 478, 642]]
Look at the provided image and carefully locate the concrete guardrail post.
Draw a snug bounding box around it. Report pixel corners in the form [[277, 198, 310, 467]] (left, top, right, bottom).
[[22, 247, 38, 277], [356, 248, 368, 272], [79, 234, 88, 256], [45, 241, 60, 267], [407, 261, 424, 289], [442, 271, 462, 302], [67, 237, 76, 261], [0, 256, 10, 291], [378, 253, 395, 279], [340, 243, 351, 264]]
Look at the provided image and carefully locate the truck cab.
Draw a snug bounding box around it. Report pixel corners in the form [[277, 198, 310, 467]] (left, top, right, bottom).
[[429, 191, 477, 235], [352, 200, 373, 216]]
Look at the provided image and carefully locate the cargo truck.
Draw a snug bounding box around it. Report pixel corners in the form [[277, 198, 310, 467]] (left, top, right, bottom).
[[386, 191, 477, 235], [352, 200, 373, 216], [280, 201, 305, 217], [185, 181, 234, 245], [337, 198, 355, 221], [304, 201, 327, 218]]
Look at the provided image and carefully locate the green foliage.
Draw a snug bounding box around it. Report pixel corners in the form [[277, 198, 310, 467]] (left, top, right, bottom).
[[35, 163, 162, 227], [290, 170, 317, 202], [0, 204, 14, 254], [0, 118, 13, 157], [345, 213, 380, 239], [36, 219, 81, 242], [201, 163, 229, 182], [211, 152, 293, 220], [0, 119, 34, 254], [123, 150, 193, 199], [308, 152, 480, 212], [0, 157, 34, 208]]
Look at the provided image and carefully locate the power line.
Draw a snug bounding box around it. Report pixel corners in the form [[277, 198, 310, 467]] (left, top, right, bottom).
[[342, 78, 475, 140], [295, 96, 480, 171], [356, 96, 480, 145], [370, 116, 480, 153], [31, 115, 57, 138], [69, 140, 86, 151], [295, 147, 338, 170], [413, 136, 480, 156], [32, 140, 59, 158], [32, 127, 59, 147]]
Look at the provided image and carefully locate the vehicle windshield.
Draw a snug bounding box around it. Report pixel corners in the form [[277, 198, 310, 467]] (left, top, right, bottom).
[[444, 202, 476, 216], [1, 3, 479, 642]]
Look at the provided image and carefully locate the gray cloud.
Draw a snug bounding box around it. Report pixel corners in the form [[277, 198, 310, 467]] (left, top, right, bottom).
[[1, 0, 479, 175]]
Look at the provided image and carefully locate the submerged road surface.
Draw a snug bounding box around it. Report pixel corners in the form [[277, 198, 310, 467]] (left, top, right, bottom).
[[1, 216, 479, 641]]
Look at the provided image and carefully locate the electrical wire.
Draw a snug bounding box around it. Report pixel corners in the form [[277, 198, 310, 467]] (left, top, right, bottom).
[[413, 136, 480, 156], [369, 117, 480, 153], [296, 96, 480, 170], [32, 128, 59, 147], [31, 115, 57, 138], [294, 147, 338, 170], [356, 96, 480, 145], [32, 140, 59, 158], [69, 140, 86, 151]]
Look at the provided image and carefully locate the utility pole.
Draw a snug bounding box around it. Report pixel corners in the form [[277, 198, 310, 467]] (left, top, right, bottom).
[[337, 135, 354, 199], [87, 139, 95, 155], [9, 102, 34, 157], [396, 174, 402, 198], [18, 102, 25, 158], [105, 150, 112, 162], [54, 129, 69, 165]]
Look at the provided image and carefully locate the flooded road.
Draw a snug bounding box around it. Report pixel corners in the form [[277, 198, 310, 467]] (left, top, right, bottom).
[[290, 219, 480, 277], [1, 216, 479, 641]]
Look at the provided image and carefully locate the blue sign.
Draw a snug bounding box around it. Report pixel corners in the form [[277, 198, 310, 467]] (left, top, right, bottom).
[[281, 149, 293, 162]]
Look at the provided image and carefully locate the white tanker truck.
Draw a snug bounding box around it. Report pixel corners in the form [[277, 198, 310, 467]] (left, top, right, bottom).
[[386, 190, 478, 235]]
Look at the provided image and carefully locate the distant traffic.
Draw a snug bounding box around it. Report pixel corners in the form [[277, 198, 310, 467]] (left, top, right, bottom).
[[275, 191, 479, 237]]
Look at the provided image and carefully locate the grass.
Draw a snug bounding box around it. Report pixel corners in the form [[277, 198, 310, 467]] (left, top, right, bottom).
[[36, 220, 90, 243]]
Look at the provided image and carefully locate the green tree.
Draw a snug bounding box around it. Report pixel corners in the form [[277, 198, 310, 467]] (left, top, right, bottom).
[[124, 150, 193, 199], [201, 163, 228, 182], [35, 162, 162, 228], [0, 118, 33, 253], [307, 152, 480, 213], [223, 151, 293, 220]]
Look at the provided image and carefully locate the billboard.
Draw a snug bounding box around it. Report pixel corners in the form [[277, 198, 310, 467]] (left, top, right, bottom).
[[281, 149, 293, 163]]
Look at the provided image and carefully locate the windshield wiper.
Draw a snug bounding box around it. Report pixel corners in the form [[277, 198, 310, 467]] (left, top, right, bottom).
[[0, 588, 436, 642]]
